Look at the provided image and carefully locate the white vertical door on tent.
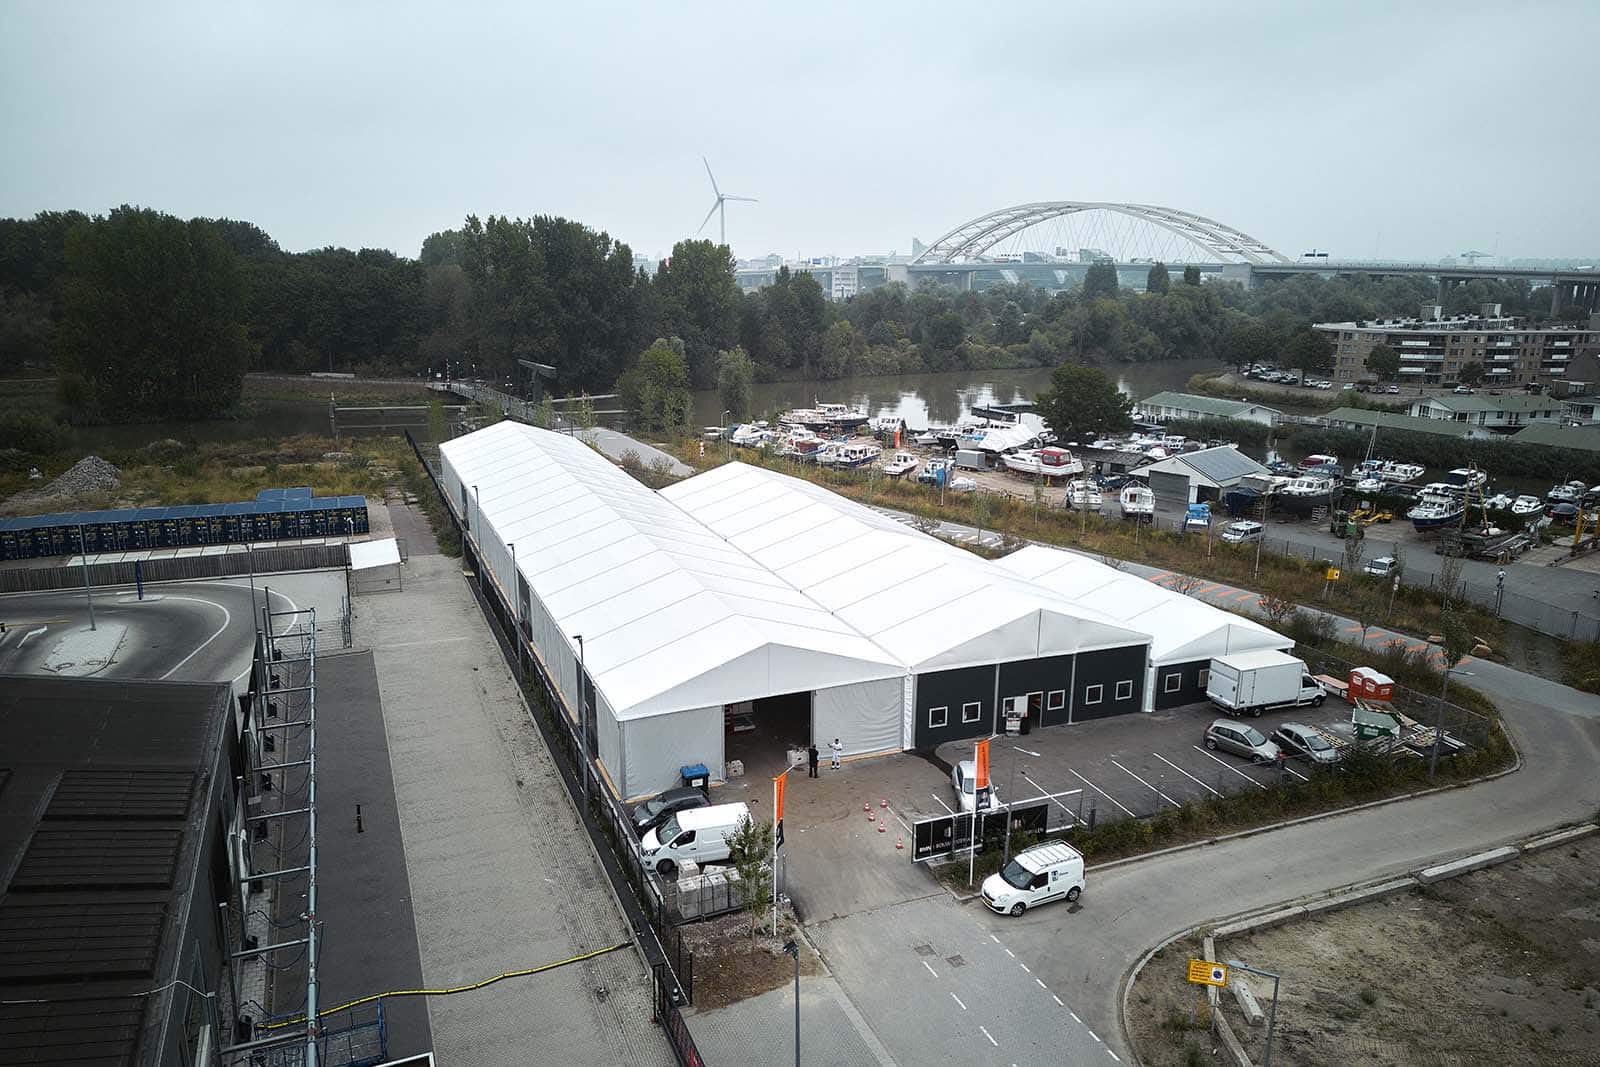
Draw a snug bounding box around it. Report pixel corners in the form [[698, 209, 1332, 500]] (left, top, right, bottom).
[[902, 674, 915, 750], [813, 678, 905, 758]]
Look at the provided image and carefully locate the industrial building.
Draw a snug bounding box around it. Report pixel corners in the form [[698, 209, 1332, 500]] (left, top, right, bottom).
[[438, 421, 1289, 799], [0, 676, 238, 1065], [1137, 391, 1282, 427], [1133, 445, 1271, 509]]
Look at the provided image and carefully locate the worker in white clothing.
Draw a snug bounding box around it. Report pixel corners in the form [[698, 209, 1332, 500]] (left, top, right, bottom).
[[829, 737, 843, 770]]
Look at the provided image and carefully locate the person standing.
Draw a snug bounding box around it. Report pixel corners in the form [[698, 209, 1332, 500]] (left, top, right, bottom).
[[807, 742, 819, 779], [829, 737, 843, 770]]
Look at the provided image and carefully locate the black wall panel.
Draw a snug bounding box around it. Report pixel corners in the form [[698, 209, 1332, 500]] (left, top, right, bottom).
[[913, 664, 996, 748], [997, 654, 1076, 729], [1153, 658, 1210, 710], [1072, 644, 1148, 721]]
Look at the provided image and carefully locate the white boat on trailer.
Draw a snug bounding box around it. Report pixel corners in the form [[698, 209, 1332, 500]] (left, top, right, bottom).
[[1120, 483, 1154, 520], [1001, 446, 1082, 480], [1064, 479, 1103, 512], [881, 451, 919, 478]]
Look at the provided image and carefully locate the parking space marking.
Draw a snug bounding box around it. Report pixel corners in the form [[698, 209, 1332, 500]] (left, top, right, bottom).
[[1152, 752, 1223, 797], [1192, 745, 1267, 789], [930, 793, 956, 815], [1019, 772, 1081, 825], [1070, 768, 1138, 818], [980, 1025, 998, 1047], [951, 992, 967, 1010], [1281, 761, 1311, 783], [1110, 758, 1179, 807]]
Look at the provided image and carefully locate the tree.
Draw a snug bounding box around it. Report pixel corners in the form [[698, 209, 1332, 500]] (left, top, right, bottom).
[[1457, 361, 1485, 388], [1282, 328, 1333, 384], [1145, 262, 1170, 295], [1183, 265, 1202, 286], [1430, 609, 1474, 777], [819, 321, 859, 379], [727, 813, 774, 940], [1365, 343, 1401, 383], [655, 239, 741, 388], [1083, 262, 1119, 300], [616, 340, 692, 434], [1224, 320, 1274, 372], [1033, 364, 1133, 444], [1258, 587, 1297, 628], [716, 345, 755, 421], [57, 207, 252, 421]]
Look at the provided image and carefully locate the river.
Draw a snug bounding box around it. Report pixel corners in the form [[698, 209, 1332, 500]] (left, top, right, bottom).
[[689, 359, 1224, 429]]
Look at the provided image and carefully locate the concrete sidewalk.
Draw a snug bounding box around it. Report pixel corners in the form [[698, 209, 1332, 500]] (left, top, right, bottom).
[[364, 553, 671, 1064], [689, 973, 896, 1067]]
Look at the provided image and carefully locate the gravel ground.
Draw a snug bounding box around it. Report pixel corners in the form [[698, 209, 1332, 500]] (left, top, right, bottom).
[[2, 454, 120, 512]]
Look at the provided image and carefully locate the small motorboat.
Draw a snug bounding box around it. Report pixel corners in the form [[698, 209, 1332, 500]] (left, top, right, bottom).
[[1510, 495, 1543, 516], [918, 458, 950, 485], [1120, 483, 1154, 520], [1064, 479, 1103, 512], [1408, 492, 1465, 532], [881, 451, 920, 478], [1484, 492, 1514, 511], [1001, 446, 1082, 480]]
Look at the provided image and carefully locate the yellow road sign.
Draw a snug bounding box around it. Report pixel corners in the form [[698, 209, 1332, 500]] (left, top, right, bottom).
[[1187, 959, 1229, 987], [1325, 567, 1341, 581]]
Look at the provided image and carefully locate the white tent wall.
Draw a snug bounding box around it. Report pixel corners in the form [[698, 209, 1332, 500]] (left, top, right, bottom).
[[595, 692, 625, 797], [813, 678, 905, 759], [620, 706, 724, 800]]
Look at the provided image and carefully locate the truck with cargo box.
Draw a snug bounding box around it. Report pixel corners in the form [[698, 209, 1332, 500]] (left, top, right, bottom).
[[1206, 650, 1326, 717]]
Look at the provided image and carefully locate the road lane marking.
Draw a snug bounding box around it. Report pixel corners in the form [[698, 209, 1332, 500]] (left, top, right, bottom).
[[1069, 1010, 1081, 1023], [1089, 1029, 1101, 1043], [159, 596, 233, 680], [1052, 994, 1064, 1006], [1109, 1050, 1121, 1062], [1003, 947, 1015, 958], [1035, 978, 1047, 990], [1019, 961, 1030, 973], [1191, 745, 1268, 790], [1110, 758, 1179, 807], [923, 960, 938, 977], [950, 992, 966, 1010], [979, 1026, 998, 1047], [990, 935, 1001, 944], [1069, 768, 1138, 818], [18, 626, 48, 648], [1152, 752, 1223, 797]]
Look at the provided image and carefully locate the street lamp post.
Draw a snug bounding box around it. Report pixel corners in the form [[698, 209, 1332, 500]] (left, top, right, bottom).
[[77, 523, 95, 631], [1495, 568, 1506, 616], [782, 939, 800, 1067]]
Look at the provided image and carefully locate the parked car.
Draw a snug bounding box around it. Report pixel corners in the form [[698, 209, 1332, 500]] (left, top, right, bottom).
[[631, 786, 711, 836], [950, 476, 978, 493], [1204, 720, 1282, 763], [981, 842, 1084, 916], [952, 759, 1002, 812], [1220, 520, 1264, 544], [1364, 555, 1399, 577], [1271, 722, 1341, 765], [1452, 385, 1476, 395], [1385, 385, 1401, 394], [1342, 383, 1357, 390]]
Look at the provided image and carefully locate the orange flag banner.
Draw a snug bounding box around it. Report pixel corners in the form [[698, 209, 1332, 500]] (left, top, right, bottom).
[[975, 738, 990, 790], [774, 769, 788, 823]]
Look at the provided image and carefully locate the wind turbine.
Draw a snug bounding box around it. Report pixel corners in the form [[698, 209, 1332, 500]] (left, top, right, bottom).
[[696, 157, 756, 246]]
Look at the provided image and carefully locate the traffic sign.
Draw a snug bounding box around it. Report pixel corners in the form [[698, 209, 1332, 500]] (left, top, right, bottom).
[[1325, 566, 1341, 581], [1187, 959, 1229, 987]]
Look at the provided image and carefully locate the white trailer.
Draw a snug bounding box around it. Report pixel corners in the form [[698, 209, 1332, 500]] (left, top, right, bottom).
[[1206, 650, 1326, 717]]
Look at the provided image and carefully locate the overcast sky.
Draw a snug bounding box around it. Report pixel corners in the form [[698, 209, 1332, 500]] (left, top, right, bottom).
[[4, 2, 1596, 264]]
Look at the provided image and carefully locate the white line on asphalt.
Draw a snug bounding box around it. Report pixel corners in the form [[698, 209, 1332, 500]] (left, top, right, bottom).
[[931, 793, 957, 815], [1020, 772, 1081, 824], [1151, 752, 1223, 797], [1070, 768, 1138, 818], [1283, 762, 1311, 783], [891, 809, 912, 833], [1019, 961, 1030, 973], [1069, 1010, 1081, 1024], [159, 596, 232, 680], [1191, 745, 1267, 790], [1035, 978, 1047, 990], [1052, 994, 1064, 1006], [1089, 1030, 1101, 1043], [979, 1026, 998, 1047], [990, 935, 1001, 944], [1110, 758, 1179, 807], [923, 960, 939, 977], [18, 626, 47, 648], [1108, 1051, 1121, 1062], [1004, 947, 1015, 958], [1013, 746, 1041, 757], [951, 992, 967, 1010]]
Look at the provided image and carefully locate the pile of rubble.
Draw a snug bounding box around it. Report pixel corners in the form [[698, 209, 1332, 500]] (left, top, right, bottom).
[[3, 455, 121, 512]]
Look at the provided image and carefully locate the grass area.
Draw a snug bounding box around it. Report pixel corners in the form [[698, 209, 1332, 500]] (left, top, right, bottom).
[[241, 373, 438, 406], [1185, 370, 1409, 413], [1560, 639, 1600, 694], [666, 439, 1504, 651]]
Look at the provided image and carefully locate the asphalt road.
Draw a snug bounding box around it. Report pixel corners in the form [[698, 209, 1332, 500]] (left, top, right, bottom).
[[822, 507, 1600, 1064], [0, 579, 306, 687]]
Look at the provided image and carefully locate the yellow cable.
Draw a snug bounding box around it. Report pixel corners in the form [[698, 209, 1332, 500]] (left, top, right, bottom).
[[259, 941, 632, 1030]]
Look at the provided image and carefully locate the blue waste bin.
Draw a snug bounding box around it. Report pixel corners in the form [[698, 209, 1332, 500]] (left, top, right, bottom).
[[680, 764, 710, 794]]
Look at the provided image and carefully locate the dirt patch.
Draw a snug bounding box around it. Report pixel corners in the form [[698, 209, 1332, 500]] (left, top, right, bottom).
[[677, 907, 823, 1011], [1129, 835, 1600, 1066], [1124, 934, 1232, 1066]]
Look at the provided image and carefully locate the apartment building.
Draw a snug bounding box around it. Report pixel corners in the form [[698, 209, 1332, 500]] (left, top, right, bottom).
[[1314, 304, 1599, 389]]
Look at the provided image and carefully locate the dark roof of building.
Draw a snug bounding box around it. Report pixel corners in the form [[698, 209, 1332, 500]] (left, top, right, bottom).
[[0, 675, 233, 1066], [1137, 445, 1269, 485]]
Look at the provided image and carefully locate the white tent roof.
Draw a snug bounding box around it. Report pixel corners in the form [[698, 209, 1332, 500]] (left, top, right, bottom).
[[661, 463, 1150, 672], [439, 423, 904, 719], [993, 544, 1291, 665], [348, 537, 401, 571]]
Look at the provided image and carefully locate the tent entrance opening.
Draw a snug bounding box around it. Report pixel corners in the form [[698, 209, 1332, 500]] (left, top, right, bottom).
[[725, 690, 812, 781]]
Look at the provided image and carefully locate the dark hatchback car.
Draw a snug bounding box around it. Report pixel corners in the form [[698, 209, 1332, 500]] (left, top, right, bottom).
[[631, 787, 711, 836]]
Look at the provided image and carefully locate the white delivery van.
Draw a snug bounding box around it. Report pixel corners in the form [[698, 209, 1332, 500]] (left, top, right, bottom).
[[638, 801, 750, 878], [981, 842, 1084, 916], [1206, 650, 1325, 717]]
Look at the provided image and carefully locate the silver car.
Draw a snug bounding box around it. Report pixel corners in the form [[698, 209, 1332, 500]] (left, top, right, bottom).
[[1271, 722, 1341, 765], [1204, 719, 1281, 763], [951, 759, 1002, 812]]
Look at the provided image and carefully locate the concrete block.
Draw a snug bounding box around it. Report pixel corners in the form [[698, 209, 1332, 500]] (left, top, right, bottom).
[[679, 860, 700, 879], [1231, 975, 1265, 1027], [1203, 934, 1220, 1011], [1302, 877, 1417, 916], [1418, 845, 1519, 884], [1213, 905, 1306, 940], [1520, 823, 1598, 854], [704, 872, 728, 913], [725, 759, 745, 778]]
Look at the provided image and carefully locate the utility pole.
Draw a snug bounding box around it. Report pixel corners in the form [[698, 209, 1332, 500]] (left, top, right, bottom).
[[78, 524, 95, 631], [783, 939, 801, 1067]]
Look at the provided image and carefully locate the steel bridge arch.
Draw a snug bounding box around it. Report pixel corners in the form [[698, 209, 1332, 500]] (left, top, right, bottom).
[[912, 202, 1291, 265]]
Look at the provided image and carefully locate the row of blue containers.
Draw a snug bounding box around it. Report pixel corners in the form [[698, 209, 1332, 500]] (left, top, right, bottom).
[[0, 487, 369, 561]]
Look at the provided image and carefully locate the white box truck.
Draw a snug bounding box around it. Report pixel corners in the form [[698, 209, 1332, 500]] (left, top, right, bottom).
[[1206, 650, 1326, 718]]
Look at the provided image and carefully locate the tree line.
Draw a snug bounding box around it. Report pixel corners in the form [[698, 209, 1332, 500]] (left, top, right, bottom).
[[0, 204, 1569, 425]]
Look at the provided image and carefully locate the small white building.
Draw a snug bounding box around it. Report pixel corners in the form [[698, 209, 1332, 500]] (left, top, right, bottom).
[[1407, 394, 1564, 432], [1140, 391, 1281, 427]]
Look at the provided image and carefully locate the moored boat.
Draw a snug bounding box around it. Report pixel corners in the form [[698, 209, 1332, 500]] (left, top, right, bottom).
[[1408, 492, 1465, 532], [1276, 474, 1339, 516], [1511, 494, 1543, 516], [881, 451, 919, 478], [1001, 446, 1082, 480]]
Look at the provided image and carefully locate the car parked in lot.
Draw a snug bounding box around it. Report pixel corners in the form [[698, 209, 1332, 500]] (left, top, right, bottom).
[[952, 759, 1002, 812], [1204, 719, 1282, 763], [981, 842, 1084, 916], [631, 786, 712, 836], [1270, 722, 1341, 765], [1364, 555, 1398, 577]]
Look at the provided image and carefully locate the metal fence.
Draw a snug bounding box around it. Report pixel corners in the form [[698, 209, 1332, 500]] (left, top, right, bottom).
[[0, 542, 351, 594]]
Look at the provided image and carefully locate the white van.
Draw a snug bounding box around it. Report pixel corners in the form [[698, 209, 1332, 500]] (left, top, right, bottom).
[[981, 841, 1084, 916], [639, 801, 750, 878]]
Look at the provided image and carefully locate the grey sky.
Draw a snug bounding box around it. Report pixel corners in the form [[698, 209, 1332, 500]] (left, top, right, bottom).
[[4, 1, 1596, 263]]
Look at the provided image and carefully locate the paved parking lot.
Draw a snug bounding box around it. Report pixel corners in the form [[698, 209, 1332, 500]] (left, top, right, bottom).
[[934, 699, 1346, 831]]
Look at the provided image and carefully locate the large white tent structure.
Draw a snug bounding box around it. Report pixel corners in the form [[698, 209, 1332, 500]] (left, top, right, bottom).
[[439, 422, 906, 798], [994, 544, 1292, 710]]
